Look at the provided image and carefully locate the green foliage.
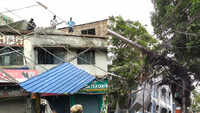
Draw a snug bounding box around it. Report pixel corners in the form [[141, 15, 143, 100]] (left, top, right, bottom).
[[108, 16, 157, 109], [151, 0, 200, 79], [191, 90, 200, 112]]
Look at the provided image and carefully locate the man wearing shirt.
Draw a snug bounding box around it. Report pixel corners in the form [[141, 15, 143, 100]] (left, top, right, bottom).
[[50, 15, 58, 29], [67, 17, 75, 32]]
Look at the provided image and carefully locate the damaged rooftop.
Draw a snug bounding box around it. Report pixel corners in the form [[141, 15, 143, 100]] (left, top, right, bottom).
[[0, 19, 109, 39]]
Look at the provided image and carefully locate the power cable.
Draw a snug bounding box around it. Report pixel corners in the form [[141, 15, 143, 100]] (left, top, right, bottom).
[[0, 75, 13, 82], [1, 4, 193, 111], [34, 1, 66, 22], [2, 7, 190, 113], [4, 1, 183, 83], [0, 4, 39, 14], [28, 1, 122, 78], [2, 3, 120, 78], [29, 2, 200, 111], [0, 50, 21, 56], [0, 32, 49, 72], [0, 46, 8, 51], [0, 11, 121, 79], [174, 30, 200, 37]]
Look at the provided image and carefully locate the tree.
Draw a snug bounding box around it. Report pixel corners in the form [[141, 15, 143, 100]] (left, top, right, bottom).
[[108, 16, 157, 113], [191, 90, 200, 112], [151, 0, 200, 78], [151, 0, 200, 112]]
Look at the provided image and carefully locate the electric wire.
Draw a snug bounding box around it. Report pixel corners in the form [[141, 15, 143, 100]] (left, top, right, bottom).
[[2, 2, 121, 78], [0, 50, 21, 56], [0, 3, 197, 113], [1, 2, 191, 97], [30, 1, 122, 78], [0, 11, 121, 79], [0, 4, 38, 14]]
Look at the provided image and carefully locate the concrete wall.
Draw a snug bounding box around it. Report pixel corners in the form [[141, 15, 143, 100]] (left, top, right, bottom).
[[0, 97, 26, 113], [29, 34, 108, 49], [24, 34, 108, 78], [0, 14, 13, 25], [35, 50, 108, 78], [151, 83, 173, 113], [60, 19, 108, 37]]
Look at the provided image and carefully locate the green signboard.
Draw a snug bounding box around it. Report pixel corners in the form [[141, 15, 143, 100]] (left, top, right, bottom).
[[80, 79, 108, 94]]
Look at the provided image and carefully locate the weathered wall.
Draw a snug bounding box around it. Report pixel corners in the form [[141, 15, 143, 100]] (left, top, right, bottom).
[[0, 14, 13, 25], [0, 97, 26, 113], [24, 34, 108, 78], [35, 50, 108, 78], [60, 19, 108, 37], [70, 50, 108, 78], [24, 38, 35, 69], [28, 34, 108, 49]]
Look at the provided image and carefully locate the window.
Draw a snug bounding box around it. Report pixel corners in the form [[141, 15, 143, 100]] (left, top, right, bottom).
[[156, 105, 159, 111], [0, 47, 23, 65], [161, 88, 167, 103], [77, 50, 95, 64], [161, 108, 167, 113], [81, 28, 96, 35], [37, 47, 65, 64], [147, 103, 152, 112]]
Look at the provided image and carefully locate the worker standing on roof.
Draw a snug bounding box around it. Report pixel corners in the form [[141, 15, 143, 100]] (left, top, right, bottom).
[[50, 15, 58, 29], [27, 18, 36, 31], [67, 17, 75, 32]]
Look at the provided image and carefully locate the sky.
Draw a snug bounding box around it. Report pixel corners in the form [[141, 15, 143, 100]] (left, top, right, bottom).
[[0, 0, 155, 34]]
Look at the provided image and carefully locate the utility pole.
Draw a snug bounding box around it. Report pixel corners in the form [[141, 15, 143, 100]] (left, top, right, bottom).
[[182, 79, 186, 113], [107, 29, 190, 113], [24, 35, 36, 113]]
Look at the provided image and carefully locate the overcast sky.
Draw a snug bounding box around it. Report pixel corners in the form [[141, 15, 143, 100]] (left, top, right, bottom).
[[0, 0, 155, 34]]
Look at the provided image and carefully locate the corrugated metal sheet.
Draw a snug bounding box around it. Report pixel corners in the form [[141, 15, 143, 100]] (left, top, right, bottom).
[[19, 63, 95, 94]]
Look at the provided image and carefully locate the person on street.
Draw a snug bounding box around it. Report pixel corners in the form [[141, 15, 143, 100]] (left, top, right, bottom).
[[70, 104, 83, 113]]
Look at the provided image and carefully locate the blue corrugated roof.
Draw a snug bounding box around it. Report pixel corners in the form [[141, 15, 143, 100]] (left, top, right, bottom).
[[19, 63, 95, 94]]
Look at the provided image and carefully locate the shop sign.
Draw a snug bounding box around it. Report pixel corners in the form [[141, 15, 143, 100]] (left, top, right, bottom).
[[0, 89, 27, 98], [80, 79, 108, 93], [0, 35, 24, 46], [0, 69, 38, 82]]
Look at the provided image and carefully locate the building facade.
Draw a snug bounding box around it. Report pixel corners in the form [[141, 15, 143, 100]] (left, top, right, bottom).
[[0, 19, 109, 113], [133, 76, 174, 113], [59, 19, 108, 37], [150, 84, 173, 113], [0, 14, 13, 25]]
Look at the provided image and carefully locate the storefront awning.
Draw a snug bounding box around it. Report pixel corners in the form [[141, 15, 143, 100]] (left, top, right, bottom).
[[19, 63, 95, 94]]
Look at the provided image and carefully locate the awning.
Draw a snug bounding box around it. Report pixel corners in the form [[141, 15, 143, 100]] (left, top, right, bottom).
[[19, 63, 95, 94]]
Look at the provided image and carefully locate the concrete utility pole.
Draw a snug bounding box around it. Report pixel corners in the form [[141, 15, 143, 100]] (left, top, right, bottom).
[[108, 29, 189, 113], [24, 36, 35, 113], [107, 29, 151, 54]]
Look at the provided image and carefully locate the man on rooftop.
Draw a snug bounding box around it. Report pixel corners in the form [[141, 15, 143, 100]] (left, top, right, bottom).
[[50, 15, 58, 29], [67, 17, 75, 33]]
